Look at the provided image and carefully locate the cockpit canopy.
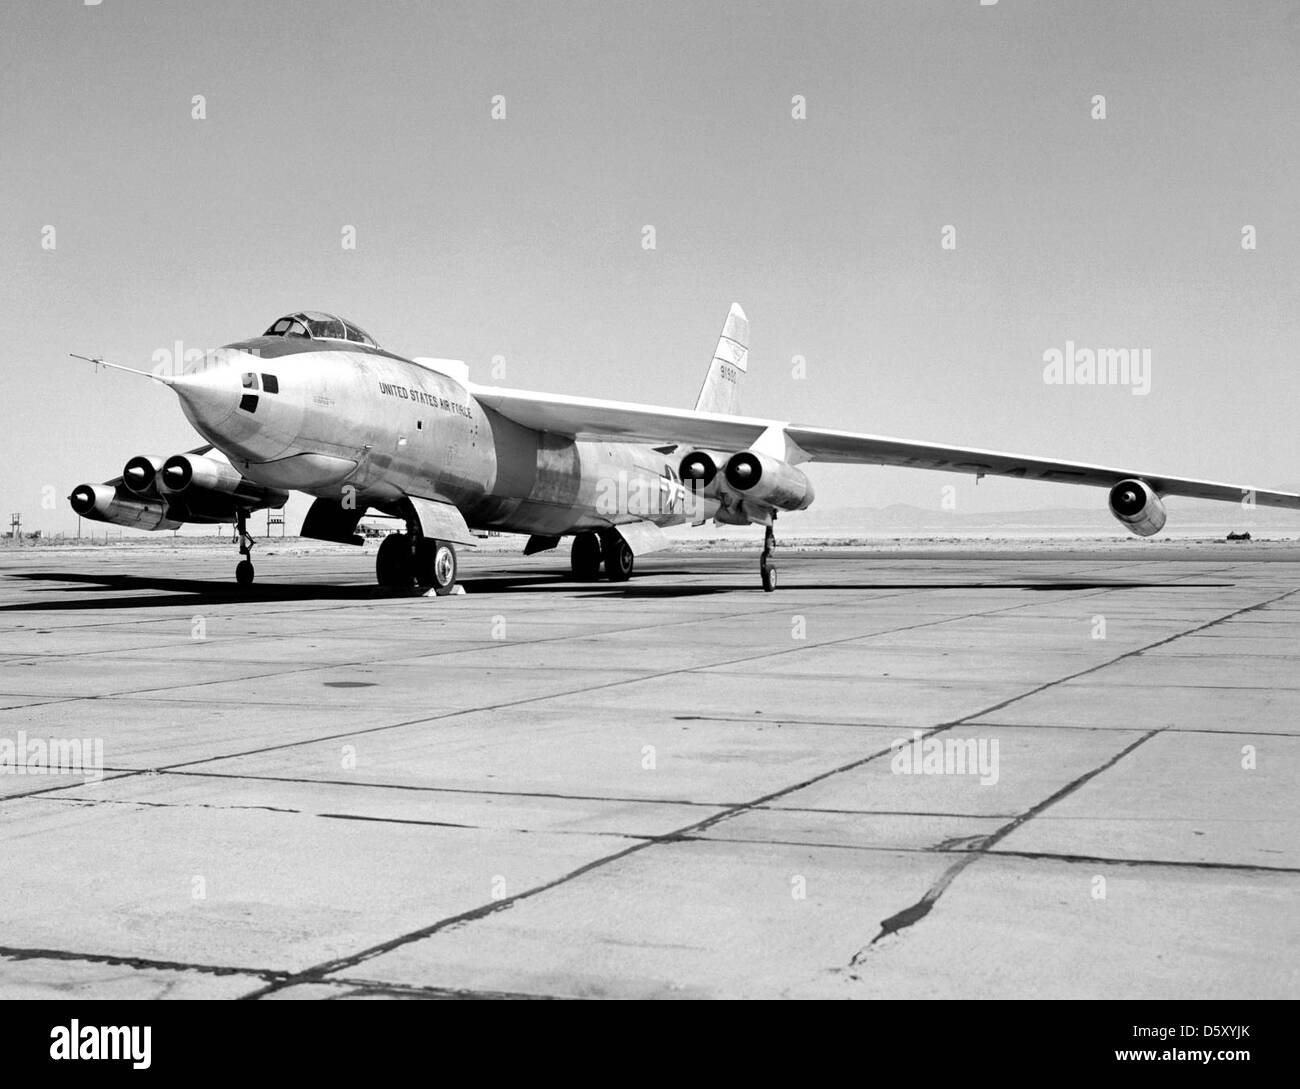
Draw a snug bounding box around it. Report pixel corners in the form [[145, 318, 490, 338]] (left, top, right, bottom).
[[262, 311, 378, 347]]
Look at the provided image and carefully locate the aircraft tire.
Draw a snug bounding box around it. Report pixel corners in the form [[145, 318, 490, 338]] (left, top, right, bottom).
[[602, 532, 634, 582], [570, 532, 603, 580], [417, 539, 458, 595], [376, 532, 412, 588], [236, 560, 255, 587]]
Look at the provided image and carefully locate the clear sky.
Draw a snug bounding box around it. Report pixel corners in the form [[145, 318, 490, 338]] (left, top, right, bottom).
[[2, 0, 1297, 535]]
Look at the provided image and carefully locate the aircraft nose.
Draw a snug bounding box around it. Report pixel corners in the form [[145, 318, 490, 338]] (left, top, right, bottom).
[[169, 358, 244, 433]]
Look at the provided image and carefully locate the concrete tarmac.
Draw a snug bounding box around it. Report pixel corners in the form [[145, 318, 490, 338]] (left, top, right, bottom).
[[0, 540, 1296, 999]]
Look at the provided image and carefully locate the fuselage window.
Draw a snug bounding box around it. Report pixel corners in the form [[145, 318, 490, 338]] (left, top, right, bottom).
[[241, 372, 259, 390], [239, 394, 259, 413], [261, 374, 279, 394]]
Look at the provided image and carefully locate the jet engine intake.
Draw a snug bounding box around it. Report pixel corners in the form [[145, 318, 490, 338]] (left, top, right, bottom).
[[1108, 478, 1166, 537], [679, 450, 724, 492], [122, 455, 166, 498]]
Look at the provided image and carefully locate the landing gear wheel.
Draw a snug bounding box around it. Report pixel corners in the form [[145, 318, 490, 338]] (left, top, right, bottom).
[[570, 532, 603, 580], [376, 532, 413, 589], [236, 560, 255, 587], [761, 560, 777, 592], [602, 531, 634, 582], [416, 539, 458, 595]]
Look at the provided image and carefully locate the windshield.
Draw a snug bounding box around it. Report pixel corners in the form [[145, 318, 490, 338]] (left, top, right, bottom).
[[261, 311, 378, 347]]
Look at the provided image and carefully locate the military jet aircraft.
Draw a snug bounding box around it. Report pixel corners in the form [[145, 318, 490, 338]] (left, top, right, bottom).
[[70, 305, 1299, 593]]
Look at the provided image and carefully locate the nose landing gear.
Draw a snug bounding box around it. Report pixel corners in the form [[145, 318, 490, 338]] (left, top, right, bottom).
[[234, 510, 256, 587], [760, 521, 777, 592]]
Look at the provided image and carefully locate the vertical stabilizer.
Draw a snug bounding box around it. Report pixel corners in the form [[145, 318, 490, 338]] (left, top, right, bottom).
[[693, 303, 748, 415]]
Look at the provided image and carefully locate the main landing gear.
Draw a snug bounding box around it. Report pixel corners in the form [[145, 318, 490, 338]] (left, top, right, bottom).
[[570, 531, 603, 580], [602, 529, 635, 582], [570, 530, 635, 582], [234, 510, 256, 587], [375, 524, 459, 596], [760, 521, 778, 592]]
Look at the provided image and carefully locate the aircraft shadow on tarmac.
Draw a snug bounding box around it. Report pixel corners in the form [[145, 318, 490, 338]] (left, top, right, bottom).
[[0, 569, 1231, 609], [568, 580, 1232, 597], [1, 571, 380, 610]]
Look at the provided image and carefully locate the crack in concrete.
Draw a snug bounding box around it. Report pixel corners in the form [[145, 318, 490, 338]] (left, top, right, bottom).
[[38, 796, 299, 816], [0, 944, 287, 982], [851, 729, 1161, 963], [844, 581, 1300, 972]]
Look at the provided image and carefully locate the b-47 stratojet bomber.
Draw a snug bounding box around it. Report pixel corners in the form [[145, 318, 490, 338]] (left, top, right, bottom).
[[71, 305, 1299, 594]]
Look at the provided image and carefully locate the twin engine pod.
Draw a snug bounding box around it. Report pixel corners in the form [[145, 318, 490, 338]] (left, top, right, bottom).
[[679, 449, 815, 513], [154, 453, 289, 523], [1108, 478, 1167, 537], [70, 453, 289, 530]]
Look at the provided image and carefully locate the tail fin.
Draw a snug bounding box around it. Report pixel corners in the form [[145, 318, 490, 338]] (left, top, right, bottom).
[[693, 303, 748, 415]]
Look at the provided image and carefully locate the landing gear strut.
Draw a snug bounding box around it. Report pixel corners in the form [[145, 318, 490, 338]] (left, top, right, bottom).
[[760, 521, 777, 592], [234, 510, 256, 587]]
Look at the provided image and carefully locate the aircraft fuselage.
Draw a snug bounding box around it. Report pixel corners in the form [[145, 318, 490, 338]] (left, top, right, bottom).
[[180, 337, 689, 536]]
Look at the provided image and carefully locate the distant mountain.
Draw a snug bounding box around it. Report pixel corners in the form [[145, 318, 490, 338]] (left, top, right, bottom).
[[790, 501, 1300, 535]]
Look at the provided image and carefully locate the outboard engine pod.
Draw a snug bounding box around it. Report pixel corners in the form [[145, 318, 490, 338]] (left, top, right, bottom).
[[1108, 478, 1167, 537]]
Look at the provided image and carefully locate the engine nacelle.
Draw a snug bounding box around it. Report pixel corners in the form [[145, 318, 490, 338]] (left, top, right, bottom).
[[122, 455, 166, 498], [1108, 478, 1166, 537], [723, 451, 815, 512], [159, 454, 288, 509], [69, 483, 181, 531], [679, 450, 726, 494]]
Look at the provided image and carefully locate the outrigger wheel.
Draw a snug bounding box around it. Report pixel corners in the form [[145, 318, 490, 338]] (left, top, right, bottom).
[[760, 522, 777, 592], [234, 510, 256, 587]]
